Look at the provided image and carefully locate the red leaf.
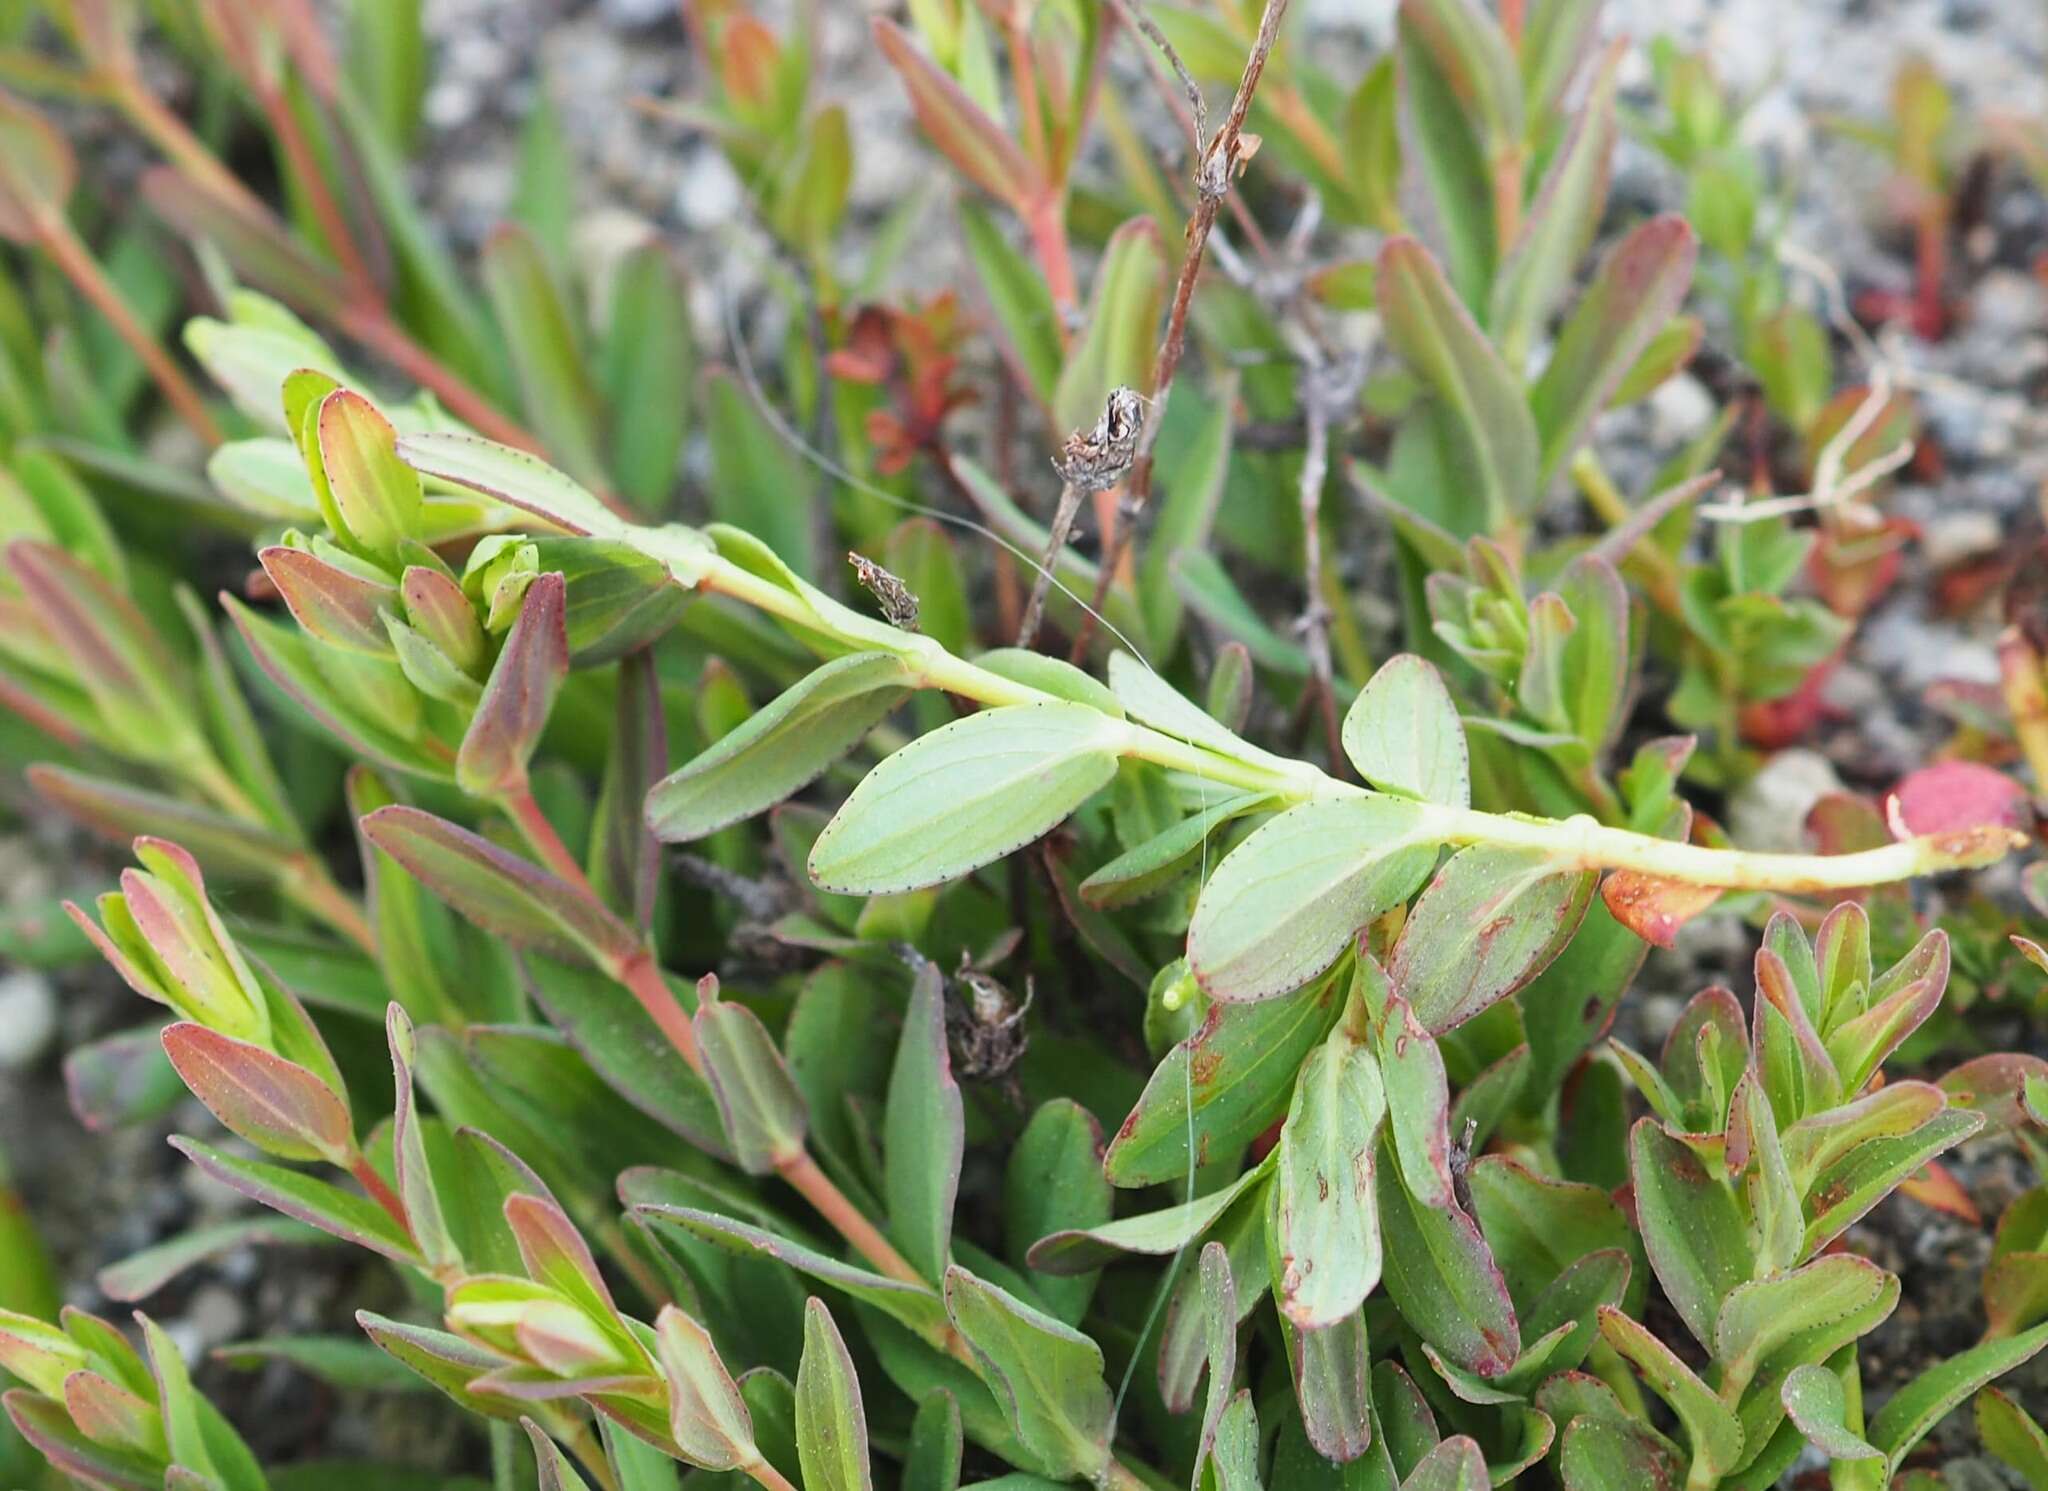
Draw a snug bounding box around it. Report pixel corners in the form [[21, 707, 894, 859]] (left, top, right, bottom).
[[1897, 1160, 1979, 1225], [161, 1022, 355, 1165], [1600, 870, 1720, 949], [1886, 761, 2030, 838], [456, 571, 568, 797]]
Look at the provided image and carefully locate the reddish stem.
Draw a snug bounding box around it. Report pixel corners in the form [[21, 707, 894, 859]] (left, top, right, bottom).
[[350, 1153, 413, 1240], [502, 783, 588, 885], [617, 948, 703, 1071], [776, 1150, 928, 1288], [34, 210, 224, 447], [1026, 194, 1079, 317], [256, 78, 377, 297], [116, 75, 272, 221], [1913, 204, 1950, 340]]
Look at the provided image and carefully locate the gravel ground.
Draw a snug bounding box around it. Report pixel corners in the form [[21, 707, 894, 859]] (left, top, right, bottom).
[[5, 0, 2048, 1478]]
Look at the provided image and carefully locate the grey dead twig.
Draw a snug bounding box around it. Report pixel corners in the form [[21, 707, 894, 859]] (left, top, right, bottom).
[[1069, 0, 1293, 661], [1018, 387, 1144, 646]]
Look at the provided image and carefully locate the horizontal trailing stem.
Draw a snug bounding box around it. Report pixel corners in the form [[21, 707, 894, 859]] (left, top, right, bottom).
[[691, 549, 2020, 893]]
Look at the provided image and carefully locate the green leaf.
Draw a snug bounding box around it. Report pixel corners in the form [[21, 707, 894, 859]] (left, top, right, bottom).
[[1078, 791, 1269, 909], [960, 202, 1061, 405], [1375, 986, 1457, 1210], [767, 103, 853, 255], [480, 224, 606, 488], [1205, 1390, 1262, 1491], [355, 1312, 519, 1420], [1342, 655, 1471, 808], [224, 594, 449, 780], [1376, 237, 1538, 530], [1528, 215, 1697, 484], [1597, 1307, 1743, 1478], [887, 959, 964, 1284], [1977, 1387, 2048, 1490], [696, 997, 809, 1174], [599, 243, 692, 511], [654, 1306, 756, 1471], [358, 806, 641, 972], [97, 1217, 327, 1303], [942, 1268, 1112, 1483], [1554, 555, 1631, 757], [648, 653, 912, 842], [1394, 14, 1494, 311], [1488, 48, 1619, 361], [1714, 1255, 1898, 1463], [1189, 797, 1440, 1002], [808, 703, 1122, 895], [147, 1310, 291, 1488], [1557, 1413, 1684, 1491], [31, 764, 305, 886], [316, 389, 423, 562], [213, 1334, 425, 1393], [1105, 972, 1343, 1187], [1867, 1322, 2048, 1475], [1399, 0, 1521, 149], [1780, 1361, 1878, 1462], [5, 1388, 161, 1490], [1629, 1118, 1752, 1351], [1287, 1309, 1371, 1464], [1273, 1032, 1386, 1328], [634, 1207, 952, 1348], [169, 1137, 418, 1265], [796, 1300, 873, 1491], [513, 956, 720, 1153], [1400, 1435, 1489, 1491], [525, 1419, 595, 1491], [1375, 1131, 1519, 1377], [1196, 1240, 1239, 1458], [1465, 1155, 1636, 1315], [396, 431, 631, 543], [1051, 217, 1168, 435], [1004, 1101, 1109, 1327], [702, 370, 817, 579], [1799, 1105, 1982, 1256], [903, 1390, 965, 1491], [1141, 380, 1238, 655], [1518, 0, 1602, 118], [1390, 845, 1594, 1033], [1027, 1160, 1268, 1273]]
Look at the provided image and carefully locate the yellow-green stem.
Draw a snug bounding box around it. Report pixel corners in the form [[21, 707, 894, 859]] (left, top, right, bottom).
[[694, 551, 2020, 890]]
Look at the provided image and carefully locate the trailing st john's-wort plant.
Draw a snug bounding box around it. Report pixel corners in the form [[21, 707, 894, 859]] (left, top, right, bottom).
[[3, 1, 2048, 1489]]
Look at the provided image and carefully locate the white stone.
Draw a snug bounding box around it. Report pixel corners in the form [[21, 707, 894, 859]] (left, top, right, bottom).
[[1727, 748, 1844, 853], [1648, 373, 1717, 448], [674, 147, 744, 231], [1920, 510, 2003, 569], [0, 970, 56, 1070]]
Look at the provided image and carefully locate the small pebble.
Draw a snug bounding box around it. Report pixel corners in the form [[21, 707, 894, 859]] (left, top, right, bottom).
[[187, 1284, 247, 1348], [1727, 747, 1845, 852], [0, 970, 58, 1070], [1647, 373, 1717, 448], [1920, 510, 2003, 569]]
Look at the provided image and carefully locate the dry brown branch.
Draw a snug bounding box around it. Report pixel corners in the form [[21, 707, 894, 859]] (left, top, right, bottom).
[[1069, 0, 1292, 659]]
